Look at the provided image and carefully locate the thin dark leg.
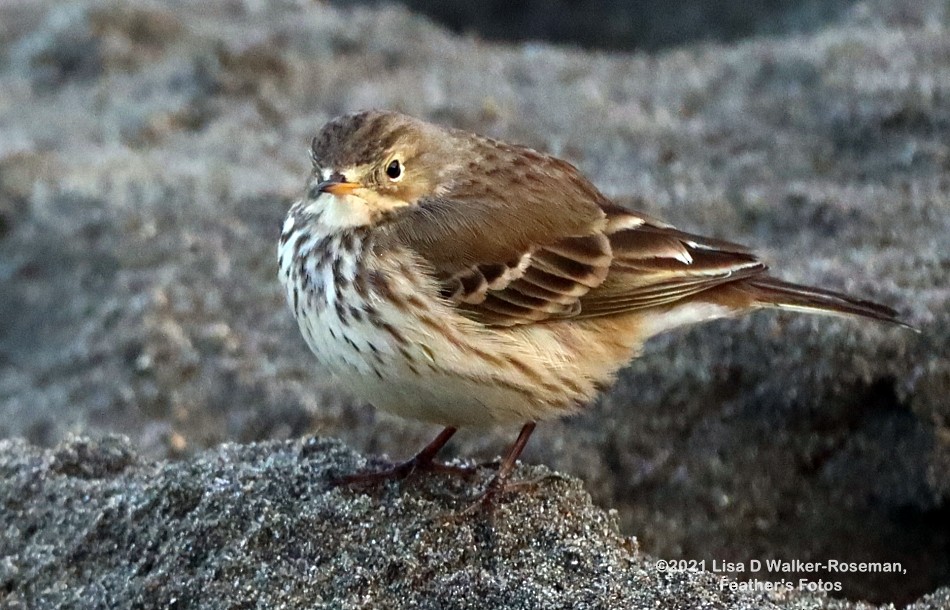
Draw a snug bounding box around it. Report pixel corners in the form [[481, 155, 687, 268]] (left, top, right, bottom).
[[490, 422, 536, 489], [337, 426, 469, 485], [463, 422, 537, 509], [408, 426, 458, 470]]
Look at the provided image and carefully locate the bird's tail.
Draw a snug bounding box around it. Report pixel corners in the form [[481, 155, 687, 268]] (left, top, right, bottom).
[[742, 277, 913, 328]]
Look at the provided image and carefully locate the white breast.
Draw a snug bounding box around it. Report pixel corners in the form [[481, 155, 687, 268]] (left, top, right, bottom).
[[280, 211, 377, 377]]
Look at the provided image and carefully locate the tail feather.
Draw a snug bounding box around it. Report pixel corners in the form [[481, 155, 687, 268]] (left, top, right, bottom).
[[743, 277, 914, 329]]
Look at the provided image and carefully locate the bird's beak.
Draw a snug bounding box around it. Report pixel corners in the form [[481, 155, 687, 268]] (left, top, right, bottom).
[[317, 173, 360, 196]]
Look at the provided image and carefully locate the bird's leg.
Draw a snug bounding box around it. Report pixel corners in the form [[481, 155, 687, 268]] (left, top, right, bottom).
[[464, 422, 537, 509], [336, 426, 475, 486]]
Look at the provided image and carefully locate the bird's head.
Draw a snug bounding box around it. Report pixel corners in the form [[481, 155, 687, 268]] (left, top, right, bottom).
[[304, 110, 467, 228]]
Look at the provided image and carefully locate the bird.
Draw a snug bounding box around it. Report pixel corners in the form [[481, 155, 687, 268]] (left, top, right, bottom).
[[278, 109, 908, 503]]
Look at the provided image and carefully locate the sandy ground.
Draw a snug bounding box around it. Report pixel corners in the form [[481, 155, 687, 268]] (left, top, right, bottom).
[[0, 0, 948, 606]]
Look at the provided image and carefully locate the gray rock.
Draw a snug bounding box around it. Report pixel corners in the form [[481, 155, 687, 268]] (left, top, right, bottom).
[[2, 436, 947, 609], [0, 0, 947, 605]]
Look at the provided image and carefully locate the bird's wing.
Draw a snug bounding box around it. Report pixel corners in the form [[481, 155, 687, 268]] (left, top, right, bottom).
[[385, 147, 766, 326], [384, 144, 617, 326], [574, 204, 766, 318]]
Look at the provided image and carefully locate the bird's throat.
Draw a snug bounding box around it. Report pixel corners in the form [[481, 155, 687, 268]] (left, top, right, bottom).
[[313, 192, 375, 229], [312, 190, 411, 230]]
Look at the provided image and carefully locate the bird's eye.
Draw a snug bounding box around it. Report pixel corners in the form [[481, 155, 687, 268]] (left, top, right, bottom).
[[385, 159, 402, 181]]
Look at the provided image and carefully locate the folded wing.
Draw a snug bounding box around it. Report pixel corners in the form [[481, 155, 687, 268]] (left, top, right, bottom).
[[385, 141, 769, 327]]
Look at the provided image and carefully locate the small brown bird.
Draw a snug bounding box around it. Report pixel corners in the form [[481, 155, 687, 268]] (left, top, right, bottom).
[[278, 110, 905, 500]]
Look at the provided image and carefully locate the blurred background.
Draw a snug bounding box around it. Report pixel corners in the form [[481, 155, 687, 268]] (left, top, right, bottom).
[[1, 0, 948, 605], [332, 0, 860, 50]]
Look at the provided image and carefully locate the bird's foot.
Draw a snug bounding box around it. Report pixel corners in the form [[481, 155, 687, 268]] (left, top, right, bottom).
[[457, 471, 568, 515]]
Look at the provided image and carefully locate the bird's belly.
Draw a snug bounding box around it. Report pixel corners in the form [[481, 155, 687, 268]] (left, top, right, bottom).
[[289, 290, 542, 427], [337, 373, 532, 427]]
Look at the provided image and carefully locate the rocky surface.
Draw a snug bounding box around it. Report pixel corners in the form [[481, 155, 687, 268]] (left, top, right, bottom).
[[2, 436, 949, 609], [0, 0, 948, 606]]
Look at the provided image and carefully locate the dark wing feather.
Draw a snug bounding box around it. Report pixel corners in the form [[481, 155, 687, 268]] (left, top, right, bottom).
[[386, 141, 768, 326], [576, 208, 766, 318], [385, 139, 614, 326]]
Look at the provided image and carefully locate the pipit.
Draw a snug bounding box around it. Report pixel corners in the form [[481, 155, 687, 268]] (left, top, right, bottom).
[[279, 110, 907, 502]]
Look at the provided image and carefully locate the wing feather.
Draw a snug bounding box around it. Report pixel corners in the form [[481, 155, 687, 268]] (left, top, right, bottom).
[[576, 210, 765, 318], [384, 140, 768, 326]]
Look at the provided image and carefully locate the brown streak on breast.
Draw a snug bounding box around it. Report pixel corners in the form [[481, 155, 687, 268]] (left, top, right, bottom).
[[557, 375, 584, 396], [417, 312, 507, 369], [368, 271, 405, 310], [354, 275, 369, 300], [405, 293, 428, 310], [332, 257, 348, 290], [344, 335, 361, 353], [380, 322, 406, 345], [469, 345, 504, 367], [335, 300, 349, 325], [504, 355, 543, 384], [418, 314, 443, 333], [448, 371, 541, 402]]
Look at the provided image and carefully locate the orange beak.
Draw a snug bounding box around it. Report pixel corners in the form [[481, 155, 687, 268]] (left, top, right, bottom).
[[318, 174, 360, 196]]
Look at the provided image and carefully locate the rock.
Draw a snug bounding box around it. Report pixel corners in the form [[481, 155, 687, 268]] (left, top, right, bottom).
[[1, 436, 947, 609]]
